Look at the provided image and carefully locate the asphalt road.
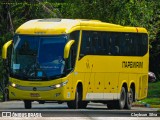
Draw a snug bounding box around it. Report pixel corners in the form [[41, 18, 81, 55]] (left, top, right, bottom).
[[0, 101, 160, 120]]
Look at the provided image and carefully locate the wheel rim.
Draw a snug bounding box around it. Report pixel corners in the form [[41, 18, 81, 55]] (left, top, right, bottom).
[[76, 91, 79, 109], [120, 88, 126, 108], [128, 89, 133, 105]]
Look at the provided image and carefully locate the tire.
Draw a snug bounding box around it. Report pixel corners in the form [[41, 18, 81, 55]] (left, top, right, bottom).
[[107, 87, 126, 109], [67, 89, 79, 109], [117, 87, 126, 109], [24, 100, 32, 109], [124, 88, 133, 109], [67, 87, 87, 109]]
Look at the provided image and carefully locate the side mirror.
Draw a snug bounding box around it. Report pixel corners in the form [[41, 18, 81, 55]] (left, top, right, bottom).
[[64, 40, 75, 59], [2, 40, 13, 59]]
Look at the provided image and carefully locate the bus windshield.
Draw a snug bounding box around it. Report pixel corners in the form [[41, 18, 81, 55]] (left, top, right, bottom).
[[11, 35, 68, 80]]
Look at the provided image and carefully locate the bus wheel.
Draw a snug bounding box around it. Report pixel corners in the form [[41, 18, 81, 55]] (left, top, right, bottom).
[[124, 88, 133, 109], [107, 87, 126, 109], [67, 86, 84, 109], [116, 87, 126, 109], [67, 89, 79, 109], [24, 100, 32, 109]]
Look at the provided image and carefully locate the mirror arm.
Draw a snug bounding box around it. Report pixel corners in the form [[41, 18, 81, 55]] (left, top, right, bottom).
[[64, 40, 75, 59], [2, 40, 13, 59]]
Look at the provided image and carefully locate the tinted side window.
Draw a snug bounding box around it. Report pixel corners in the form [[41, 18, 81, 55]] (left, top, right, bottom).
[[142, 34, 148, 55], [80, 31, 148, 57], [80, 31, 91, 56], [80, 31, 109, 56], [130, 33, 148, 56], [138, 34, 148, 56], [69, 31, 80, 56], [68, 31, 80, 69], [110, 33, 121, 55], [120, 33, 148, 56]]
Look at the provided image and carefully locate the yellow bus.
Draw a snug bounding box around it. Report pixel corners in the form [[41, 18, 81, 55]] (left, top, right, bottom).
[[2, 19, 149, 109]]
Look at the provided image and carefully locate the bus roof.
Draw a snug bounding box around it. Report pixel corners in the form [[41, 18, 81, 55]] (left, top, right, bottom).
[[16, 19, 147, 35]]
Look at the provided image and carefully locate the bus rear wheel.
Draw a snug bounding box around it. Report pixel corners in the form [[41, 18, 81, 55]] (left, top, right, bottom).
[[117, 87, 126, 109], [124, 88, 133, 109], [24, 100, 32, 109], [107, 87, 126, 109]]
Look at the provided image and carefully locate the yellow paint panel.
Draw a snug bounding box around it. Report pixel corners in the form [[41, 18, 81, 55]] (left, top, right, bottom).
[[104, 73, 119, 93], [15, 19, 147, 35], [94, 73, 105, 93]]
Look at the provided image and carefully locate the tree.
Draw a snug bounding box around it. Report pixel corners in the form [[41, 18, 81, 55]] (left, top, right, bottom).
[[0, 0, 160, 83]]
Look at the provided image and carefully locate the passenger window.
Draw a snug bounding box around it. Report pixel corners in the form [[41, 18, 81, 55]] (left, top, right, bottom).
[[80, 31, 148, 57]]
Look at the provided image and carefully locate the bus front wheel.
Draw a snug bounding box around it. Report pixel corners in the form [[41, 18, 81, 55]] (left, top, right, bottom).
[[24, 100, 32, 109], [67, 86, 87, 109], [67, 88, 79, 109]]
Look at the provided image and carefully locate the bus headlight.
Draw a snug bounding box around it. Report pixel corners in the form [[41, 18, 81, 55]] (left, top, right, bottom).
[[11, 83, 16, 87], [55, 84, 61, 88], [50, 80, 68, 89], [9, 82, 20, 88]]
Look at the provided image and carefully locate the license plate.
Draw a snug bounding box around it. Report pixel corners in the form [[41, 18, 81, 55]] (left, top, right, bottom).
[[30, 93, 40, 97]]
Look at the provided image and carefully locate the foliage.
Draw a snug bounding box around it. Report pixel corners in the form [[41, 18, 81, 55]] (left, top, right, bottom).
[[62, 0, 160, 76], [141, 81, 160, 105], [147, 81, 160, 98], [0, 0, 160, 86]]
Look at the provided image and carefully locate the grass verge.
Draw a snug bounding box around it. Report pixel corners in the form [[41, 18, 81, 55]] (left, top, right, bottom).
[[139, 81, 160, 107]]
